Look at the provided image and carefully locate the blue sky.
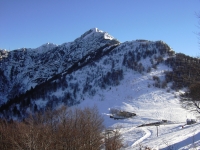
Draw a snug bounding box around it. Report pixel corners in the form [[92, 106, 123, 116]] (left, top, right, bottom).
[[0, 0, 199, 56]]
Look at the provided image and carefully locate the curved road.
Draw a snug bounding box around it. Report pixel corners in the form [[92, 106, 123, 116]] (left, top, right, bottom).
[[131, 127, 151, 147]]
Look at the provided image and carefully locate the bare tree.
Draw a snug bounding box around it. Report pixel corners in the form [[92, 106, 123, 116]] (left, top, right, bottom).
[[0, 119, 12, 150], [0, 106, 124, 150], [104, 128, 124, 150], [181, 82, 200, 113]]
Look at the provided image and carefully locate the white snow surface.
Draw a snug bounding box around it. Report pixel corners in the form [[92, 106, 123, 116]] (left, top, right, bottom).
[[74, 67, 200, 149]]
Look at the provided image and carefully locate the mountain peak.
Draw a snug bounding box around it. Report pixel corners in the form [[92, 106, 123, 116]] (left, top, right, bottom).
[[90, 27, 102, 33], [79, 28, 115, 41]]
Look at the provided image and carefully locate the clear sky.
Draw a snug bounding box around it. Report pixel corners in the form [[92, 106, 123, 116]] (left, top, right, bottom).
[[0, 0, 199, 56]]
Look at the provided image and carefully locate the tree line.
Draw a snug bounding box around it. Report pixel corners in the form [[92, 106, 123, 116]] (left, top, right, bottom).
[[0, 106, 124, 150]]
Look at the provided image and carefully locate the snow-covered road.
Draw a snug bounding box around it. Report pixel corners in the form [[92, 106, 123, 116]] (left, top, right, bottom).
[[131, 127, 151, 147]]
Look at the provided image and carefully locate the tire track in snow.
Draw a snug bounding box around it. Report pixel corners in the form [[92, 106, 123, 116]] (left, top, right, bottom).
[[131, 127, 151, 147]]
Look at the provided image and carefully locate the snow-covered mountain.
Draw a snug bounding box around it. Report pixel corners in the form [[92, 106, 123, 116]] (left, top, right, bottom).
[[1, 28, 200, 149], [0, 28, 119, 103], [0, 28, 173, 109]]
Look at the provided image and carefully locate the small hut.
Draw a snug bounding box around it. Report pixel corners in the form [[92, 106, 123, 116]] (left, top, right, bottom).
[[186, 119, 196, 125]]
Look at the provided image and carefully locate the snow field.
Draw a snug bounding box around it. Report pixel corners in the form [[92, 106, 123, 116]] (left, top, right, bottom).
[[76, 65, 200, 149]]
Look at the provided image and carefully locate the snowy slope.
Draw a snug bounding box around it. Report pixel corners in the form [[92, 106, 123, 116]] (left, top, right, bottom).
[[49, 37, 199, 149], [75, 64, 200, 150]]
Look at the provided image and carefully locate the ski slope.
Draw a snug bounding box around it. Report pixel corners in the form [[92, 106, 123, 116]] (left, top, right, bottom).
[[76, 63, 200, 149]]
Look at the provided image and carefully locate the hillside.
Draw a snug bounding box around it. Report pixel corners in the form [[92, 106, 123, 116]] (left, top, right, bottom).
[[77, 64, 200, 149], [1, 28, 200, 149], [0, 28, 174, 118]]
